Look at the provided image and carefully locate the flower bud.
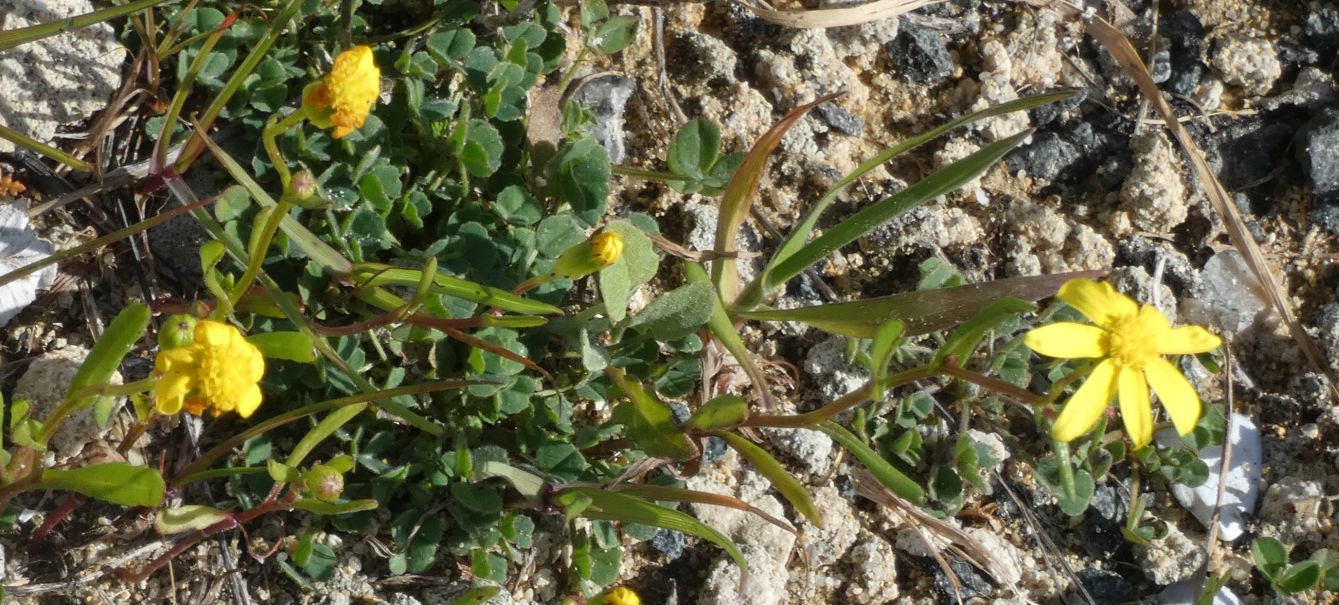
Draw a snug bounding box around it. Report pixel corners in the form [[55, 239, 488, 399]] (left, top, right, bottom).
[[159, 314, 198, 349], [304, 464, 345, 503], [552, 231, 624, 279], [289, 170, 319, 201]]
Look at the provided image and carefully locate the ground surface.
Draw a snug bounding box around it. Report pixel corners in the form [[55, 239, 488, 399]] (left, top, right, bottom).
[[2, 0, 1339, 604]]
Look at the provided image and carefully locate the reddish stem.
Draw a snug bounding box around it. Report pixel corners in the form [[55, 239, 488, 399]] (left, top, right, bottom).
[[30, 494, 86, 548]]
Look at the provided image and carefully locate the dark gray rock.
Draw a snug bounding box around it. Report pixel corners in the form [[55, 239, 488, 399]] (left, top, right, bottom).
[[1159, 11, 1207, 96], [1213, 117, 1297, 192], [570, 75, 635, 164], [1149, 48, 1172, 84], [1074, 569, 1136, 605], [815, 102, 863, 137], [887, 23, 953, 84], [933, 558, 992, 603], [650, 528, 686, 560], [702, 435, 727, 463], [1305, 6, 1339, 60], [1299, 107, 1339, 231], [1079, 486, 1130, 560], [1006, 130, 1079, 181]]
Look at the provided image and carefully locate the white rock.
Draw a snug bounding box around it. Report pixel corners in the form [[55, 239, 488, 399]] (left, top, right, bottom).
[[14, 345, 121, 458], [963, 527, 1023, 586], [802, 335, 869, 400], [698, 544, 788, 605], [0, 0, 127, 152], [1134, 522, 1205, 585], [1258, 476, 1327, 548], [1155, 413, 1261, 542], [763, 427, 833, 476], [1208, 35, 1281, 97], [0, 203, 57, 326], [844, 534, 899, 604], [1158, 578, 1241, 605], [1120, 132, 1188, 232], [798, 486, 860, 567]]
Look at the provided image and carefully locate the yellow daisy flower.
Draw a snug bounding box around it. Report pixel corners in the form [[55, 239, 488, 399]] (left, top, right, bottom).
[[155, 320, 266, 418], [302, 45, 381, 139], [590, 587, 640, 605], [1024, 278, 1221, 448]]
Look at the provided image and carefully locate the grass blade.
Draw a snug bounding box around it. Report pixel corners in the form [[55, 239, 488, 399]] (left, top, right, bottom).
[[819, 421, 924, 504], [740, 90, 1078, 308], [0, 0, 170, 52], [561, 486, 749, 571], [738, 270, 1101, 338], [712, 93, 840, 300], [610, 483, 795, 534], [763, 129, 1031, 294], [718, 431, 820, 526]]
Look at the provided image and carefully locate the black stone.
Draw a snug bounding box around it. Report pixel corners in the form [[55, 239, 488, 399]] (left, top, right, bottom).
[[1149, 48, 1172, 84], [667, 402, 692, 424], [1006, 120, 1127, 186], [888, 23, 953, 85], [702, 435, 727, 463], [1074, 569, 1137, 605], [1212, 117, 1297, 192], [1305, 6, 1339, 60], [815, 102, 863, 138], [1006, 130, 1079, 181], [933, 558, 993, 603], [1159, 11, 1207, 96], [1300, 108, 1339, 203], [650, 528, 686, 560]]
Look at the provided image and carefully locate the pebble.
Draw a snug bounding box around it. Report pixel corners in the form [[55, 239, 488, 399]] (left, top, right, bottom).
[[1208, 34, 1281, 96], [14, 345, 121, 459], [814, 102, 863, 138], [932, 557, 993, 603], [667, 30, 739, 88], [570, 75, 635, 164], [798, 486, 860, 567], [1157, 578, 1242, 605], [843, 535, 899, 604], [1158, 11, 1207, 96], [698, 544, 788, 605], [1180, 250, 1269, 335], [1155, 414, 1262, 542], [1319, 304, 1339, 375], [1118, 132, 1188, 233], [1134, 521, 1204, 585], [650, 529, 686, 560], [1304, 6, 1339, 59], [763, 427, 832, 476], [1074, 569, 1136, 605], [1299, 108, 1339, 230], [887, 23, 953, 84], [802, 335, 870, 400], [1211, 117, 1297, 194], [1258, 476, 1327, 549]]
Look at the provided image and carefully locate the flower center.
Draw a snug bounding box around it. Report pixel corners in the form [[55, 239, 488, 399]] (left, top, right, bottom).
[[1106, 314, 1159, 368], [195, 344, 243, 405]]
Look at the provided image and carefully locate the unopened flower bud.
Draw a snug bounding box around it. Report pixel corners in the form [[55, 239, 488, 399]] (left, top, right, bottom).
[[552, 231, 624, 279], [304, 464, 345, 503], [289, 170, 319, 201], [159, 314, 198, 349]]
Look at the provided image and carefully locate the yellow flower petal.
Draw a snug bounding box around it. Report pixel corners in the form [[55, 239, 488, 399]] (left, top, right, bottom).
[[1051, 358, 1118, 442], [155, 372, 191, 415], [1023, 322, 1109, 359], [1118, 366, 1153, 448], [1057, 279, 1139, 328], [236, 384, 263, 419], [1157, 325, 1222, 355], [155, 347, 196, 373], [196, 320, 235, 347], [247, 345, 266, 382], [1145, 357, 1202, 436]]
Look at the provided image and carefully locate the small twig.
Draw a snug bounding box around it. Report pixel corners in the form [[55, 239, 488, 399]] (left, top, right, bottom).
[[652, 9, 687, 126]]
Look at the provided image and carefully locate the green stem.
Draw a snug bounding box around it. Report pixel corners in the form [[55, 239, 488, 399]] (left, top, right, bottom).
[[0, 0, 171, 52], [231, 198, 295, 305], [746, 366, 936, 428], [0, 124, 90, 172], [556, 47, 591, 97], [940, 363, 1045, 405], [611, 165, 681, 182], [262, 109, 308, 191], [1054, 440, 1078, 502], [35, 377, 156, 447]]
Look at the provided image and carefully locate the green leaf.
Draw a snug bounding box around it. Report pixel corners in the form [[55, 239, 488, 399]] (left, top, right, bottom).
[[718, 431, 820, 526], [931, 298, 1034, 367], [819, 421, 924, 504], [461, 119, 503, 177], [766, 130, 1030, 293], [683, 261, 773, 409], [1277, 561, 1322, 594], [598, 220, 658, 323], [608, 368, 697, 460], [547, 137, 610, 226], [558, 486, 748, 572], [748, 90, 1078, 306], [1035, 458, 1095, 516], [426, 28, 476, 64], [868, 320, 905, 400], [624, 282, 714, 340], [246, 331, 316, 363], [685, 395, 750, 431], [39, 462, 165, 507], [299, 541, 338, 581], [738, 271, 1099, 338], [714, 94, 834, 299], [1253, 537, 1289, 580], [155, 504, 230, 534], [495, 185, 542, 226], [667, 119, 721, 181], [68, 303, 150, 401], [476, 461, 545, 506], [592, 15, 638, 54]]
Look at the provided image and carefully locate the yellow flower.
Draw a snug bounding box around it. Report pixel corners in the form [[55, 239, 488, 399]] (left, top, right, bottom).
[[589, 587, 640, 605], [1024, 279, 1221, 448], [552, 230, 624, 278], [155, 320, 265, 418], [302, 45, 380, 139]]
